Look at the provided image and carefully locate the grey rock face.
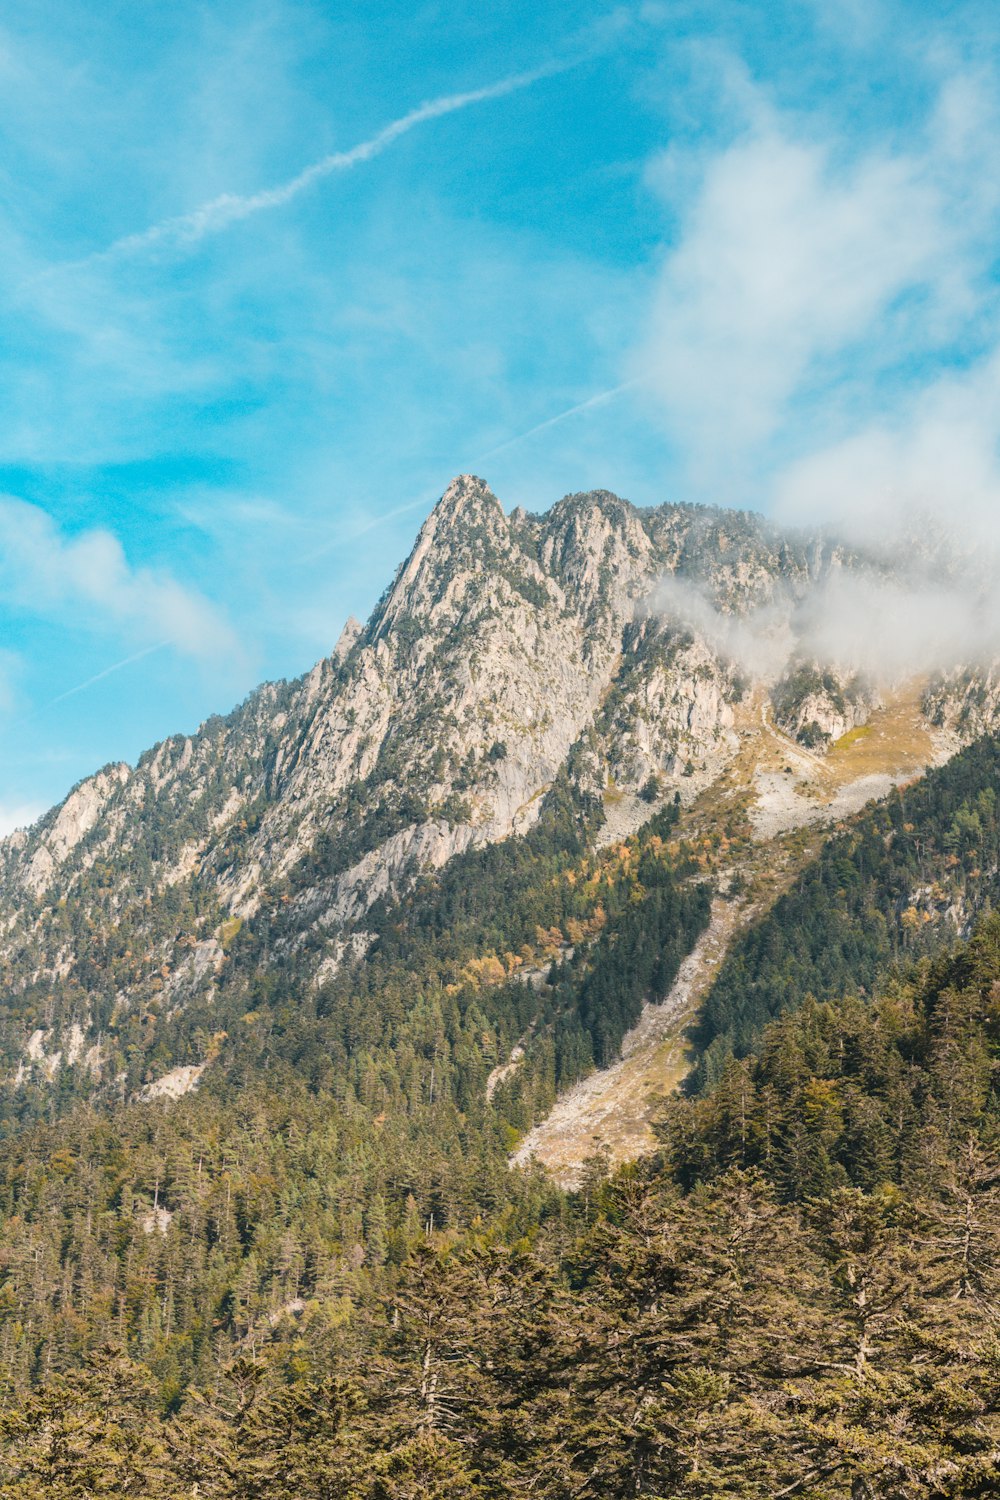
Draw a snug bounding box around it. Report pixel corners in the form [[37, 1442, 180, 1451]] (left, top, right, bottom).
[[771, 664, 880, 749], [924, 667, 1000, 741]]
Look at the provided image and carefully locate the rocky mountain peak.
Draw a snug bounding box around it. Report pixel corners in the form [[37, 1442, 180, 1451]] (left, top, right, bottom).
[[412, 473, 507, 562], [435, 472, 503, 524], [370, 474, 512, 636], [541, 489, 654, 617]]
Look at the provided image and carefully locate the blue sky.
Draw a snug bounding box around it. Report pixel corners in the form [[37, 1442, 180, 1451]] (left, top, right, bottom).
[[2, 0, 1000, 829]]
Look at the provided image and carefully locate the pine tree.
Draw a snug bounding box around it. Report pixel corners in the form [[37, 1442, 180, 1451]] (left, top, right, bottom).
[[0, 1343, 170, 1498], [369, 1433, 481, 1499]]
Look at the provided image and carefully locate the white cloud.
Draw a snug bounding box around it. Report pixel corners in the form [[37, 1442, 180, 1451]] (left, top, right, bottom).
[[0, 497, 236, 659], [632, 68, 1000, 493], [632, 53, 1000, 693], [771, 351, 1000, 554], [650, 573, 793, 679], [652, 559, 1000, 692], [791, 568, 1000, 682]]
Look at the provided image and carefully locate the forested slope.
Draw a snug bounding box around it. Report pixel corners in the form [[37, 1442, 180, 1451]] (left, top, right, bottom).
[[10, 481, 1000, 1496], [691, 733, 1000, 1088], [4, 911, 1000, 1495], [7, 731, 1000, 1465], [0, 787, 710, 1400]]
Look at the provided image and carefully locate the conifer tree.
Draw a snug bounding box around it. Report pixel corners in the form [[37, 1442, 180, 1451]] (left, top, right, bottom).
[[0, 1344, 170, 1498]]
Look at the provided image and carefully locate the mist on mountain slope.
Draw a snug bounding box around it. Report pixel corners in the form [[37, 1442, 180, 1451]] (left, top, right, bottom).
[[650, 520, 1000, 688]]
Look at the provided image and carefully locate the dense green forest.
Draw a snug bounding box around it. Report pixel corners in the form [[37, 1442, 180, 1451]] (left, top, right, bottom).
[[0, 786, 709, 1404], [691, 734, 1000, 1089], [6, 736, 1000, 1494], [0, 779, 706, 1132], [4, 911, 1000, 1495]]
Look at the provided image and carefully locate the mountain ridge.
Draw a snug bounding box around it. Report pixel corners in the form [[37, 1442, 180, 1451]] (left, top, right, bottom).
[[2, 477, 1000, 1110]]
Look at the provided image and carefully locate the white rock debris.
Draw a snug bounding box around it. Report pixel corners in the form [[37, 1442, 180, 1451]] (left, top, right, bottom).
[[140, 1064, 205, 1101]]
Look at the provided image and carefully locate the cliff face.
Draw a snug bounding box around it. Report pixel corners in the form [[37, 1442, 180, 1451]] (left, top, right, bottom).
[[923, 666, 1000, 741], [0, 476, 993, 1093]]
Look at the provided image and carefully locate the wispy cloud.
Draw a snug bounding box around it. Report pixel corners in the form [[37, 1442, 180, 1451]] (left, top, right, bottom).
[[0, 497, 237, 660], [65, 60, 575, 268], [632, 66, 1000, 497]]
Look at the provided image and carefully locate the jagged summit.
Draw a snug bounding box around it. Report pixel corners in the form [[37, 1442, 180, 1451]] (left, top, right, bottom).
[[409, 473, 506, 554], [332, 615, 363, 662], [372, 474, 513, 635], [435, 471, 502, 518]]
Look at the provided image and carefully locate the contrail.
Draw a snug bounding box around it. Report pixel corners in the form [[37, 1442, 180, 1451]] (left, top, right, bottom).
[[340, 379, 644, 542], [348, 490, 441, 539], [476, 378, 643, 460], [46, 642, 169, 706], [73, 60, 573, 267]]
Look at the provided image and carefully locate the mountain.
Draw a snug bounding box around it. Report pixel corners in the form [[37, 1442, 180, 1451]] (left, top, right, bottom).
[[4, 475, 993, 1109], [5, 478, 1000, 1493]]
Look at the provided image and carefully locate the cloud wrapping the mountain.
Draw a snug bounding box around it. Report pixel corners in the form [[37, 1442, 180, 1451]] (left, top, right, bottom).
[[633, 50, 1000, 685], [647, 574, 793, 680], [792, 569, 1000, 681], [652, 559, 1000, 688]]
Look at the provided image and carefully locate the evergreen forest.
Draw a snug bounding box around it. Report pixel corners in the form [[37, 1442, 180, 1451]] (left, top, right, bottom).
[[3, 743, 1000, 1495]]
